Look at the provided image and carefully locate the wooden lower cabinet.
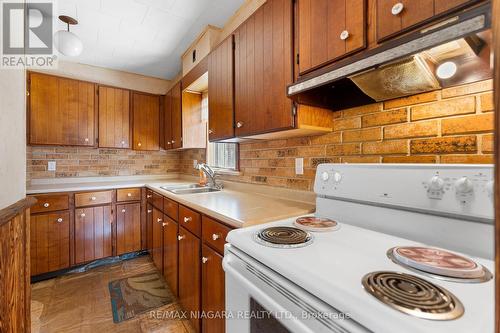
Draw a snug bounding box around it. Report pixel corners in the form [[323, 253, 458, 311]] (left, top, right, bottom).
[[74, 206, 112, 264], [152, 208, 164, 271], [178, 226, 201, 333], [30, 212, 70, 275], [201, 245, 225, 333], [162, 215, 178, 296], [146, 203, 154, 252], [116, 203, 141, 255]]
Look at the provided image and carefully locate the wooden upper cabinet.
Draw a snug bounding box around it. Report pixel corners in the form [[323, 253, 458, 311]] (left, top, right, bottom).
[[234, 0, 294, 137], [132, 92, 160, 151], [171, 82, 183, 149], [164, 91, 174, 150], [208, 36, 235, 141], [29, 72, 96, 146], [434, 0, 478, 14], [98, 86, 131, 148], [297, 0, 366, 75]]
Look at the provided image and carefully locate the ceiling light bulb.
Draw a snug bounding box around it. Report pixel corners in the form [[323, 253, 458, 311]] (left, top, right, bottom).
[[54, 30, 83, 57], [436, 61, 457, 79]]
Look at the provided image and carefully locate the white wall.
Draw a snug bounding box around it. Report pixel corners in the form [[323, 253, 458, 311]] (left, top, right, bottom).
[[0, 68, 26, 209]]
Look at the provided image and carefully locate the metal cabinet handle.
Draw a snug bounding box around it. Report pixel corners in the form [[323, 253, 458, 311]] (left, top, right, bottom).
[[43, 202, 50, 208], [91, 196, 97, 201], [57, 218, 63, 223], [208, 129, 213, 134], [391, 2, 404, 15], [172, 140, 176, 144], [236, 121, 244, 128], [138, 142, 142, 147], [121, 140, 126, 145], [167, 141, 171, 145], [162, 222, 167, 227], [178, 235, 185, 241], [80, 213, 86, 218], [121, 209, 126, 213], [147, 195, 152, 198], [157, 218, 162, 223], [84, 138, 89, 142], [183, 216, 192, 223], [127, 193, 132, 197], [202, 257, 208, 264], [340, 30, 349, 40], [212, 233, 221, 241], [147, 209, 152, 214]]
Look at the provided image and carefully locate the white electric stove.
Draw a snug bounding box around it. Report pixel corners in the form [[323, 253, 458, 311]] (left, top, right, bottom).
[[223, 164, 495, 333]]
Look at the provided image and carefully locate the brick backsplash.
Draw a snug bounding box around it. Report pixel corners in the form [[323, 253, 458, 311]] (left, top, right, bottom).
[[27, 146, 181, 184], [180, 79, 495, 192]]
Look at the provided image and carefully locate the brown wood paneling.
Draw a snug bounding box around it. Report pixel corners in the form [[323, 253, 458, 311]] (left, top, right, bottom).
[[201, 245, 225, 333], [179, 205, 201, 237], [234, 0, 294, 137], [164, 197, 179, 221], [162, 215, 178, 296], [30, 212, 70, 276], [116, 188, 141, 202], [98, 86, 131, 148], [152, 208, 163, 271], [116, 203, 141, 255], [29, 72, 96, 146], [0, 197, 36, 226], [75, 190, 113, 207], [31, 194, 69, 214], [74, 206, 112, 264], [132, 92, 160, 151], [178, 226, 201, 333], [171, 82, 183, 149], [201, 216, 231, 255], [208, 36, 235, 141]]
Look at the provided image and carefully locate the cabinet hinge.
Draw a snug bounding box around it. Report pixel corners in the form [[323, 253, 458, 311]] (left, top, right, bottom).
[[296, 53, 299, 65]]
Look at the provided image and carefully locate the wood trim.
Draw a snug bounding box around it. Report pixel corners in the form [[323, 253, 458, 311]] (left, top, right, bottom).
[[493, 0, 500, 329], [0, 197, 37, 226], [181, 56, 209, 90]]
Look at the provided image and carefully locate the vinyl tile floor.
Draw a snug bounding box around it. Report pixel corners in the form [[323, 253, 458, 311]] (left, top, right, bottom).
[[31, 256, 195, 333]]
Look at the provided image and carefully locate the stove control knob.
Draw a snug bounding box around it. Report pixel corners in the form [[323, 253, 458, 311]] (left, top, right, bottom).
[[455, 177, 474, 194], [321, 171, 330, 182], [486, 181, 494, 198], [428, 175, 445, 191], [332, 172, 342, 184]]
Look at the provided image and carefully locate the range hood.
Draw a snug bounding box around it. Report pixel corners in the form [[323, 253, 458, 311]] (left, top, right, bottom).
[[288, 3, 492, 111]]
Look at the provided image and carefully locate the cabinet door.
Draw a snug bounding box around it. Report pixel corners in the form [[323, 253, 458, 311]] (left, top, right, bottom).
[[178, 227, 201, 332], [201, 245, 225, 333], [298, 0, 365, 74], [29, 72, 96, 146], [132, 92, 160, 151], [434, 0, 477, 14], [162, 215, 178, 296], [164, 91, 174, 150], [30, 212, 70, 276], [182, 91, 206, 149], [98, 86, 131, 148], [116, 203, 141, 255], [171, 82, 183, 149], [146, 204, 154, 253], [377, 0, 434, 41], [208, 36, 235, 141], [152, 208, 163, 271], [234, 0, 294, 136], [74, 206, 112, 264]]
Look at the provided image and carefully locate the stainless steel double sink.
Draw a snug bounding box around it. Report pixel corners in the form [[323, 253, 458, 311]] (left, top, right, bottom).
[[160, 183, 221, 195]]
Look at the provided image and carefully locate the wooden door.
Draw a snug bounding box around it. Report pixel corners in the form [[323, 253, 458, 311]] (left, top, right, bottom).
[[234, 0, 294, 137], [116, 203, 141, 255], [30, 212, 70, 275], [171, 82, 183, 149], [132, 92, 160, 151], [208, 36, 235, 141], [297, 0, 366, 74], [29, 72, 96, 146], [178, 227, 201, 332], [201, 245, 225, 333], [164, 92, 174, 150], [162, 215, 178, 296], [74, 206, 112, 264], [152, 207, 163, 271], [98, 86, 131, 148], [146, 203, 153, 253]]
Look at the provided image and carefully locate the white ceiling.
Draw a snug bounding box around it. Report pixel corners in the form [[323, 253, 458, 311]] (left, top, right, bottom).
[[52, 0, 244, 79]]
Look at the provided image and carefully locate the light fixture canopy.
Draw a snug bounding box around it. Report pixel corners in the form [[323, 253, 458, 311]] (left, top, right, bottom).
[[436, 61, 457, 79], [54, 15, 83, 57]]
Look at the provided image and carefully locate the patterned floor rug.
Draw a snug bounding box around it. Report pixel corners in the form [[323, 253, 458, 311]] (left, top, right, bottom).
[[109, 272, 175, 323]]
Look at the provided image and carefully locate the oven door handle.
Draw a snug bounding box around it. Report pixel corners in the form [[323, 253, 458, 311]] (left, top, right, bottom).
[[223, 255, 317, 333]]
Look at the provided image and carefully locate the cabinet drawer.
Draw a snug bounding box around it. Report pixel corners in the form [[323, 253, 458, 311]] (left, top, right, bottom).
[[179, 205, 201, 237], [31, 194, 69, 214], [117, 188, 141, 202], [164, 197, 179, 221], [202, 216, 231, 254], [151, 191, 163, 211], [75, 190, 112, 207]]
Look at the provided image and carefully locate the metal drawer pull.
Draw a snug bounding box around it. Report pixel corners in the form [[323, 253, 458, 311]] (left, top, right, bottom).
[[157, 218, 162, 223], [138, 142, 142, 147], [91, 196, 97, 201], [236, 121, 244, 128], [147, 195, 152, 198], [212, 233, 221, 241], [80, 213, 86, 218], [57, 218, 63, 223], [172, 140, 176, 144], [43, 203, 50, 208], [202, 257, 208, 264], [178, 235, 185, 241], [162, 222, 167, 227], [121, 140, 126, 145], [391, 2, 404, 15], [208, 129, 213, 134], [147, 209, 152, 214], [340, 30, 349, 40], [183, 216, 192, 223], [127, 193, 132, 197], [84, 138, 89, 142], [121, 209, 126, 213]]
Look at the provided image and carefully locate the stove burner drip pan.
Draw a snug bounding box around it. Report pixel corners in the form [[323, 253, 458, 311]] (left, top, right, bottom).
[[362, 271, 464, 321], [255, 226, 313, 248]]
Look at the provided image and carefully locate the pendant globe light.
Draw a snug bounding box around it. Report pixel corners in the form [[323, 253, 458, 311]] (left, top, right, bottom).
[[54, 15, 83, 57]]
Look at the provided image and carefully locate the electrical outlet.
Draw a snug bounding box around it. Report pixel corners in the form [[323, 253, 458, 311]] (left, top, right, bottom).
[[193, 159, 198, 168], [48, 161, 56, 171], [295, 158, 304, 175]]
